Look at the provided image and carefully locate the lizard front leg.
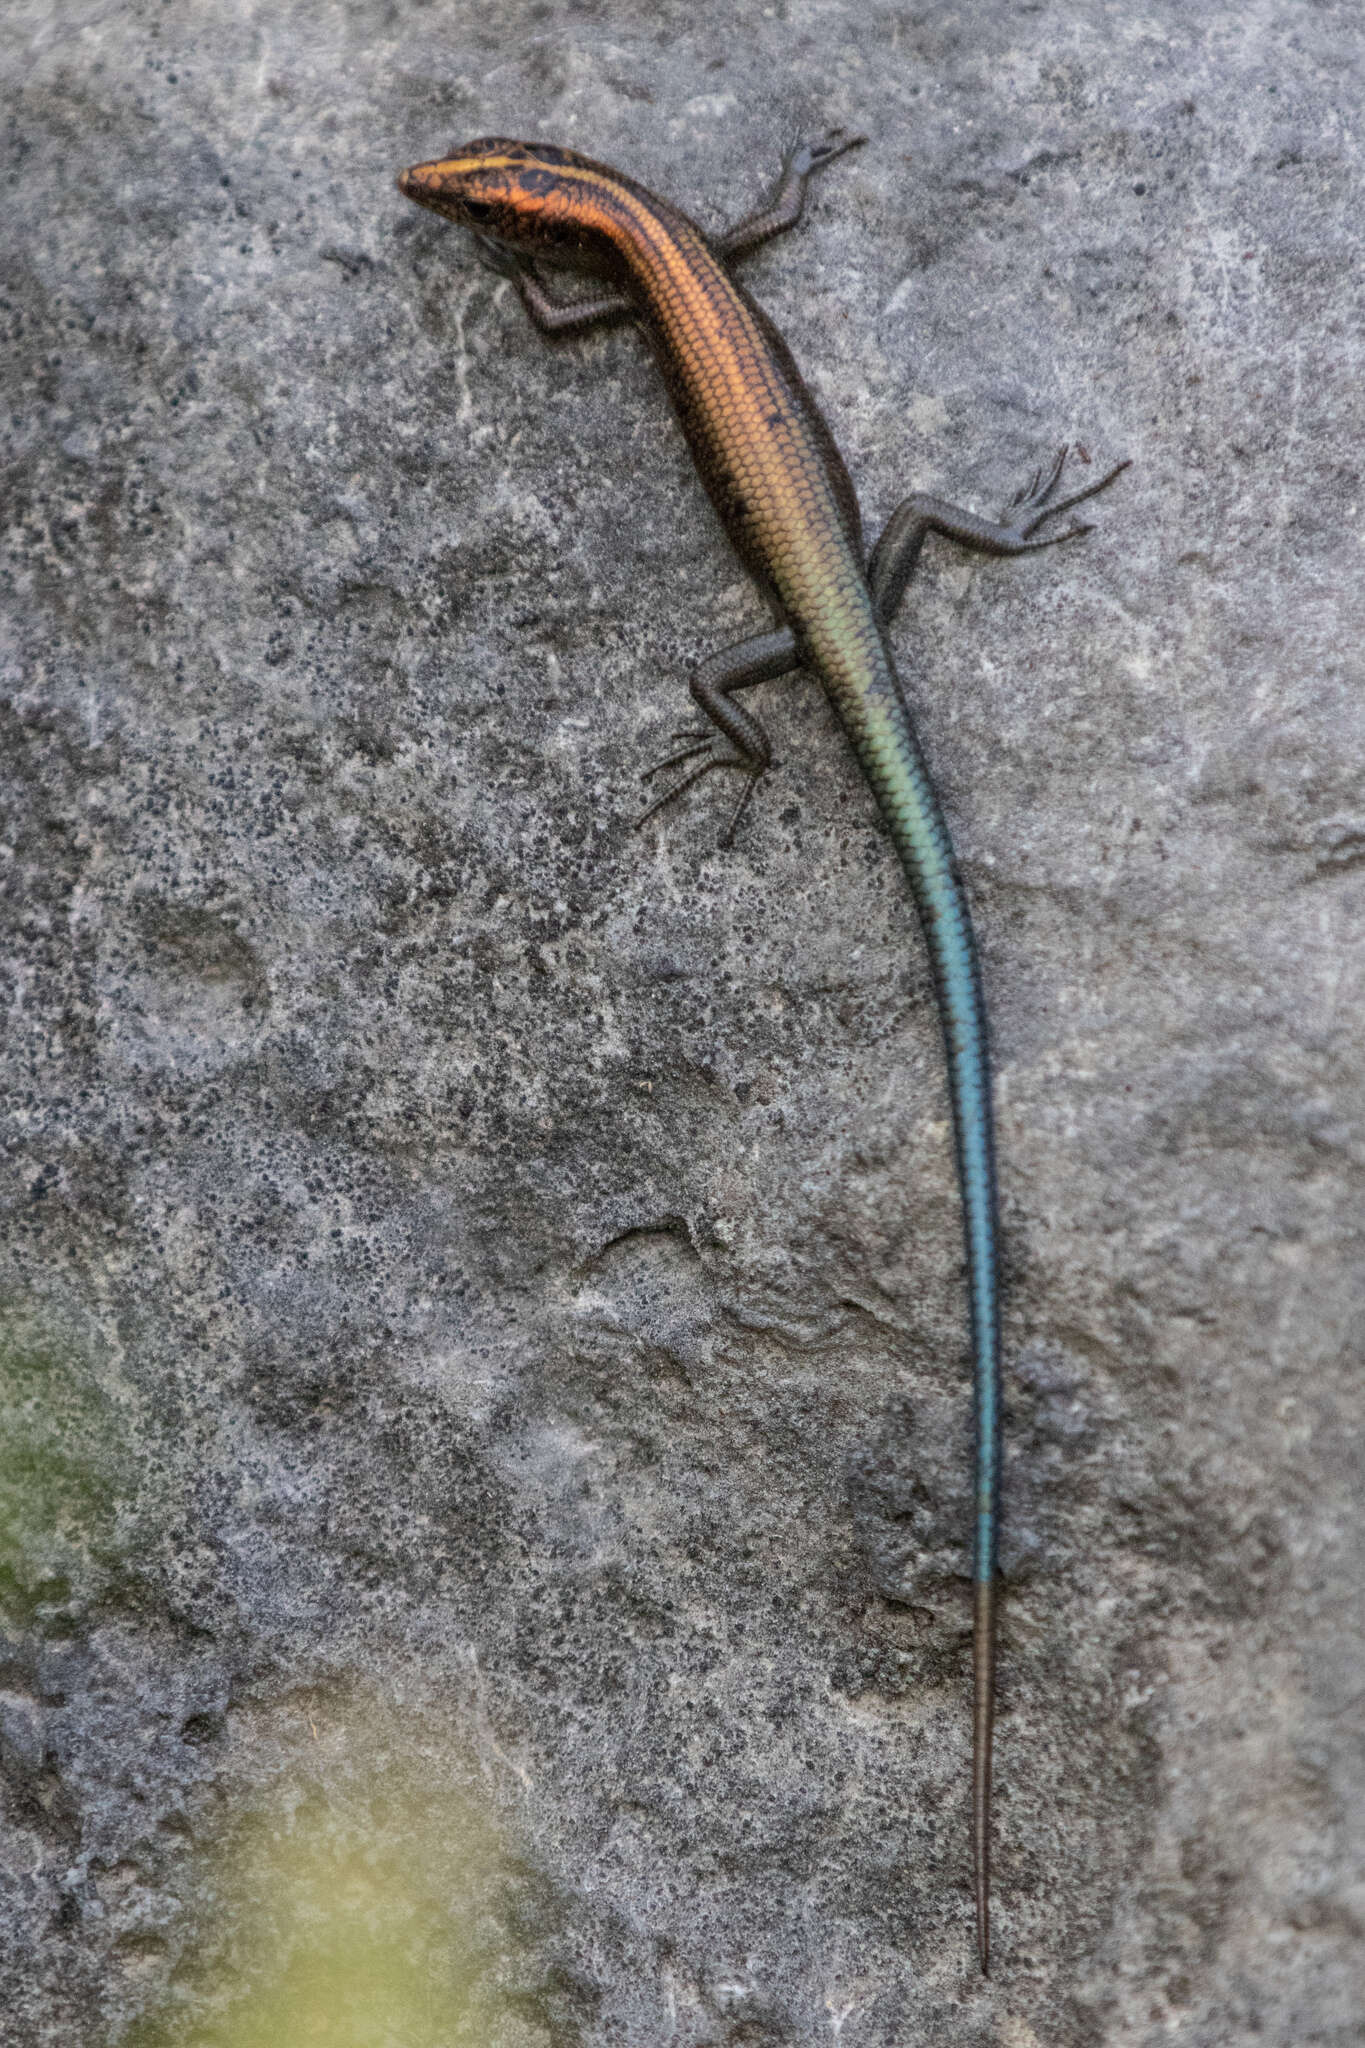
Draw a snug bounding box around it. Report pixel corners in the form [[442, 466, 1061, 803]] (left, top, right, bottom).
[[475, 129, 867, 336], [712, 129, 866, 261]]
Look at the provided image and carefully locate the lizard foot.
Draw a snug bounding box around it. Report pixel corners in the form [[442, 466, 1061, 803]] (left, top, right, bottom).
[[998, 445, 1131, 549], [787, 128, 868, 178], [636, 743, 766, 847]]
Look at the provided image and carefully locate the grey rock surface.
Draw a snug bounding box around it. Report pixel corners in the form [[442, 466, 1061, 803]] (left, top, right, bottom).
[[2, 0, 1362, 2041]]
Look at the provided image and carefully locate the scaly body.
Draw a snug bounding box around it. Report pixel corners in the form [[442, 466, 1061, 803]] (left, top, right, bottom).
[[398, 132, 1125, 1971]]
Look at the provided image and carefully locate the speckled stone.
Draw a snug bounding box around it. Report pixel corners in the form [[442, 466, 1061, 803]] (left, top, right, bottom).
[[2, 2, 1362, 2042]]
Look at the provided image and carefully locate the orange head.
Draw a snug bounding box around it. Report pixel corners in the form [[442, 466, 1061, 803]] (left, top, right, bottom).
[[397, 138, 619, 268]]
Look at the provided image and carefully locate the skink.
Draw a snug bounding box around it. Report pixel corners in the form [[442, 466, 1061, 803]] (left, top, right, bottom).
[[397, 129, 1125, 1971]]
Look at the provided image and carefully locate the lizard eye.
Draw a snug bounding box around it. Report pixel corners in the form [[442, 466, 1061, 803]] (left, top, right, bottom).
[[462, 199, 494, 223]]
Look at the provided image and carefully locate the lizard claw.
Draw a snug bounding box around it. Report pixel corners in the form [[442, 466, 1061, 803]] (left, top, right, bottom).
[[641, 737, 715, 783], [635, 755, 725, 832], [636, 738, 767, 847], [998, 446, 1130, 548], [788, 128, 868, 178]]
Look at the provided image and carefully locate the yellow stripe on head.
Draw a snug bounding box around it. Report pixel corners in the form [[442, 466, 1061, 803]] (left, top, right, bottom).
[[397, 138, 633, 258]]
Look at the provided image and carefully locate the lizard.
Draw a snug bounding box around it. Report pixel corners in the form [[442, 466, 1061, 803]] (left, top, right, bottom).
[[396, 128, 1126, 1971]]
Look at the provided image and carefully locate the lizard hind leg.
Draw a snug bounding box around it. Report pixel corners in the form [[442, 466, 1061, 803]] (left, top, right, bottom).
[[866, 447, 1130, 624], [633, 627, 800, 845]]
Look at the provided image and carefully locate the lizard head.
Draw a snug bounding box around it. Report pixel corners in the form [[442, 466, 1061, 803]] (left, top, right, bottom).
[[397, 139, 613, 262]]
